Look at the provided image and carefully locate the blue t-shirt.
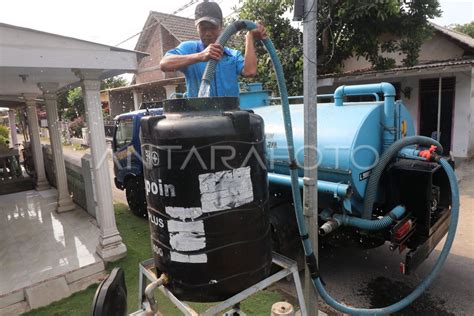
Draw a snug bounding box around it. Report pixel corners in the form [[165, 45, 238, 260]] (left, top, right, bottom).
[[164, 40, 245, 97]]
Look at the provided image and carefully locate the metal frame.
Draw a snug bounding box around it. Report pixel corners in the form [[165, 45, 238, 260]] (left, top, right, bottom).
[[137, 252, 307, 316]]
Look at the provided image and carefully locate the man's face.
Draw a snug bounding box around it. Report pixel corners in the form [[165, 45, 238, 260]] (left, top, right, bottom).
[[197, 21, 222, 47]]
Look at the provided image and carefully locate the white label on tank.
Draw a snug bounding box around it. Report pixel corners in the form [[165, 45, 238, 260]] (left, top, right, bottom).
[[165, 206, 203, 220], [170, 252, 207, 263], [198, 166, 253, 213], [169, 232, 206, 251], [168, 220, 204, 233], [168, 220, 206, 251]]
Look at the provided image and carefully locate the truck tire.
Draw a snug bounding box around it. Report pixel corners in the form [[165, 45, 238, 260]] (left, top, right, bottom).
[[125, 176, 147, 218]]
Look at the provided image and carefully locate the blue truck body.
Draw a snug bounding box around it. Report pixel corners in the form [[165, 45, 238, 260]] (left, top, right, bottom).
[[112, 107, 163, 216]]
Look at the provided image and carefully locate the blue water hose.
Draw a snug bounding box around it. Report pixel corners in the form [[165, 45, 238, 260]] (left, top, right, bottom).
[[199, 20, 460, 315], [333, 205, 406, 231], [319, 205, 406, 236], [199, 20, 259, 97]]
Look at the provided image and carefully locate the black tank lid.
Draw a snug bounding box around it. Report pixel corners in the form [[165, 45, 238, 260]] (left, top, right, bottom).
[[163, 97, 239, 113]]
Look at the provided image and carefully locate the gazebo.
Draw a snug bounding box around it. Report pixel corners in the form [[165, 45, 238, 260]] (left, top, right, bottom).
[[0, 22, 147, 313]]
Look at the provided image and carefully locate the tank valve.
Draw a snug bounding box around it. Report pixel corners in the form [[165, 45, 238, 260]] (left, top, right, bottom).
[[145, 273, 169, 316], [319, 219, 341, 236]]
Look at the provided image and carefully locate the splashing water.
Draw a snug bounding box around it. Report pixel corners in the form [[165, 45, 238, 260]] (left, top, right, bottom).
[[198, 81, 211, 98]]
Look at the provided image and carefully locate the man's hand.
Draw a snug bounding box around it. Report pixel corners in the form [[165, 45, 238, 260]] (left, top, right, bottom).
[[249, 22, 267, 41], [200, 43, 224, 62]]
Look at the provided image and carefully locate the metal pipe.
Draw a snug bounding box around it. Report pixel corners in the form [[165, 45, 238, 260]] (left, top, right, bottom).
[[145, 273, 168, 316], [437, 77, 442, 142], [303, 0, 319, 313], [319, 219, 341, 236], [317, 94, 333, 99], [268, 173, 351, 198], [333, 82, 396, 151], [270, 92, 379, 102]]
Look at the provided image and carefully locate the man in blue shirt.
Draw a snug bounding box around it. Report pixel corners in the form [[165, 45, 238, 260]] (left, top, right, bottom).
[[160, 0, 267, 97]]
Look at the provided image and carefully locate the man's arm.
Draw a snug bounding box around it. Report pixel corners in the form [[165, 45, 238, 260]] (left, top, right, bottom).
[[241, 23, 267, 78], [160, 54, 202, 72], [160, 44, 224, 72]]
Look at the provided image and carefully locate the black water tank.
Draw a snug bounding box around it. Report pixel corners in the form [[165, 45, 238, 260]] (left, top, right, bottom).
[[140, 97, 271, 302]]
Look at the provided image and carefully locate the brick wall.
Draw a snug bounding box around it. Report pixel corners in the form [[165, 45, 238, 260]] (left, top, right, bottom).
[[161, 26, 181, 79], [136, 24, 183, 84]]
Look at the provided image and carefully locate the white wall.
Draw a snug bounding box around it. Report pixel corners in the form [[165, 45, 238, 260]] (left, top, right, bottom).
[[469, 69, 474, 156], [342, 32, 465, 73], [418, 35, 465, 64], [399, 76, 420, 134], [453, 70, 474, 157]]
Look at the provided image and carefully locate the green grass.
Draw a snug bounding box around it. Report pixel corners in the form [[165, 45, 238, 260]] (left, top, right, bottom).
[[23, 203, 284, 315]]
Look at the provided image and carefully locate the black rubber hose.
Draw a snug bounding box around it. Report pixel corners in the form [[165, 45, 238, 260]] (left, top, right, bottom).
[[362, 135, 443, 219]]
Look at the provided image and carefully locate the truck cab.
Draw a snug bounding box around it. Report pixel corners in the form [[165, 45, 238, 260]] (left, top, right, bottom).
[[112, 107, 163, 217]]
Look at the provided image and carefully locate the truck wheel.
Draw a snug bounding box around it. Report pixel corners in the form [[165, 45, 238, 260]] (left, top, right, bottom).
[[125, 176, 147, 218]]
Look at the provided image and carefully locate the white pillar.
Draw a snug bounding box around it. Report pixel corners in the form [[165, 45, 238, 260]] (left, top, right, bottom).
[[163, 84, 178, 99], [76, 70, 127, 262], [132, 89, 143, 111], [24, 94, 50, 191], [39, 83, 75, 213], [8, 109, 18, 148]]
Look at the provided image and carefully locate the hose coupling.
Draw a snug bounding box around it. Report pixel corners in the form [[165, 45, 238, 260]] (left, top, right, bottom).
[[319, 219, 341, 236]]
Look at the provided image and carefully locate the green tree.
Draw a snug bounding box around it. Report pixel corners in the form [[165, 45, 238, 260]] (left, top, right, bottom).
[[66, 87, 84, 119], [232, 0, 441, 95], [319, 0, 441, 71], [450, 21, 474, 38], [101, 76, 128, 90], [58, 76, 128, 120], [0, 125, 10, 151], [232, 0, 303, 96]]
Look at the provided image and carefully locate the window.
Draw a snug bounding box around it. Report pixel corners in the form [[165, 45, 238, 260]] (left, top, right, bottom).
[[115, 119, 134, 149]]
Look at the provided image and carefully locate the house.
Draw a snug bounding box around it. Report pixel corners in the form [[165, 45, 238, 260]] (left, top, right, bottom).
[[318, 23, 474, 158], [105, 11, 199, 117], [0, 22, 143, 313]]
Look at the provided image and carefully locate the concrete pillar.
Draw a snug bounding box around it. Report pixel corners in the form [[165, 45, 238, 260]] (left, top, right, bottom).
[[76, 70, 127, 262], [469, 68, 474, 157], [39, 83, 75, 213], [25, 105, 33, 142], [24, 94, 50, 191], [163, 84, 178, 99], [132, 89, 143, 111], [8, 109, 18, 148]]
